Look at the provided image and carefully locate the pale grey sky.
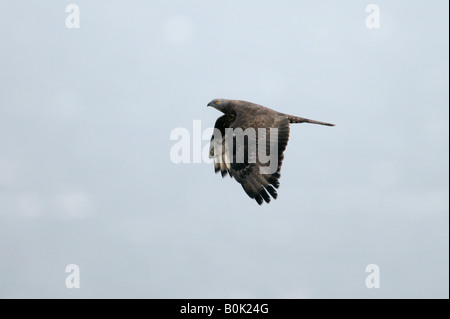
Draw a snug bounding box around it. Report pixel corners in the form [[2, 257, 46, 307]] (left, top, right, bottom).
[[0, 1, 448, 298]]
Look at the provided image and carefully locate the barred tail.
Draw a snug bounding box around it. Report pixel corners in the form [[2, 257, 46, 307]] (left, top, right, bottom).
[[287, 115, 335, 126]]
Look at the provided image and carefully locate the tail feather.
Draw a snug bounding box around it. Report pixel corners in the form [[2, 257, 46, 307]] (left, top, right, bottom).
[[287, 115, 335, 126]]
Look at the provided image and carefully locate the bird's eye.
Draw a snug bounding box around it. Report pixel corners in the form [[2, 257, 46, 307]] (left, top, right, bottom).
[[215, 101, 220, 105]]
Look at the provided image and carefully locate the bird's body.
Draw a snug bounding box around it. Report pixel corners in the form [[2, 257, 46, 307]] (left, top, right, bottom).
[[208, 98, 334, 205]]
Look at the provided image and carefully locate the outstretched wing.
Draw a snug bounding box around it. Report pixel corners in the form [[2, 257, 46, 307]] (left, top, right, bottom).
[[210, 112, 290, 205]]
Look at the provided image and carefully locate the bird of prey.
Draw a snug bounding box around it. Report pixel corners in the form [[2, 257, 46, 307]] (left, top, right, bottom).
[[208, 98, 334, 205]]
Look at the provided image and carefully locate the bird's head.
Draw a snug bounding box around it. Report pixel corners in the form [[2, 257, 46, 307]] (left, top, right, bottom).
[[207, 98, 231, 113]]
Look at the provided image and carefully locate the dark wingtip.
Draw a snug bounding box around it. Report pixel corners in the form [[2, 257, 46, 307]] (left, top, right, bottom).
[[255, 194, 263, 205], [266, 185, 278, 199], [260, 189, 271, 204]]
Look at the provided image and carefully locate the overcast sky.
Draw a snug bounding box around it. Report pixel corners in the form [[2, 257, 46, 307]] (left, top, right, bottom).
[[0, 1, 448, 298]]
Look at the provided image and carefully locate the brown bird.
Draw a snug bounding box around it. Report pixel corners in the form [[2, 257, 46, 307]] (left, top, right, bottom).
[[208, 98, 334, 205]]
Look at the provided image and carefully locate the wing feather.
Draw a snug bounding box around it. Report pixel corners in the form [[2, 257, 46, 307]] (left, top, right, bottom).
[[210, 107, 291, 205]]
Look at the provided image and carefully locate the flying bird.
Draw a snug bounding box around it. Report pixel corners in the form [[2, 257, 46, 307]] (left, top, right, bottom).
[[208, 98, 334, 205]]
